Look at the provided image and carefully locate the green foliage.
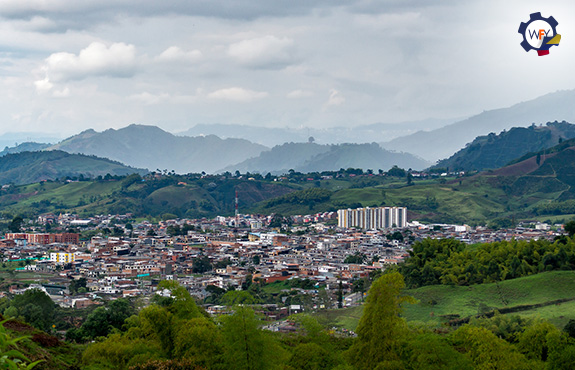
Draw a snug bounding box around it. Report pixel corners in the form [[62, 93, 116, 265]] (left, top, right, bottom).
[[343, 252, 366, 264], [264, 188, 332, 208], [67, 298, 135, 342], [220, 306, 285, 370], [435, 121, 575, 172], [192, 256, 212, 274], [8, 216, 23, 233], [69, 277, 87, 295], [8, 289, 55, 331], [450, 325, 543, 369], [346, 272, 415, 369], [387, 165, 406, 177], [565, 220, 575, 237], [0, 320, 42, 370], [400, 238, 575, 288]]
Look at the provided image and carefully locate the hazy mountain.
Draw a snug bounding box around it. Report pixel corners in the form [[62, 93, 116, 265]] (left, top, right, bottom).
[[49, 124, 268, 174], [434, 121, 575, 172], [221, 142, 430, 174], [0, 132, 61, 150], [0, 150, 145, 185], [179, 118, 456, 147], [0, 142, 51, 156], [383, 89, 575, 163]]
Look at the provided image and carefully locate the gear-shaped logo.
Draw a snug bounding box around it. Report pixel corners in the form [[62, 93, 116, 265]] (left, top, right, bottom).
[[518, 12, 561, 56]]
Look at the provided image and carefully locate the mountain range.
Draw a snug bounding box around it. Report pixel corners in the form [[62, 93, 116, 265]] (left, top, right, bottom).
[[180, 117, 455, 146], [219, 142, 430, 174], [434, 121, 575, 172], [48, 124, 267, 174], [0, 150, 145, 185], [1, 89, 575, 176], [383, 89, 575, 162]]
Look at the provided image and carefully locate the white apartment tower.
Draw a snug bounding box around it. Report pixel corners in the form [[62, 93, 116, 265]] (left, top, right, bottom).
[[337, 206, 407, 229]]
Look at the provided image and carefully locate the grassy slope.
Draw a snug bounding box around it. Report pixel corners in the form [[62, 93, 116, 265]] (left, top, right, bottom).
[[404, 270, 575, 327], [314, 271, 575, 331]]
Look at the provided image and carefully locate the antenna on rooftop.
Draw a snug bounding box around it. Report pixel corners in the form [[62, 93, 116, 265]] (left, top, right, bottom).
[[235, 190, 239, 227]]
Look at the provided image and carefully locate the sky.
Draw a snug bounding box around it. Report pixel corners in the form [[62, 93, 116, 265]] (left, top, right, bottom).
[[0, 0, 574, 138]]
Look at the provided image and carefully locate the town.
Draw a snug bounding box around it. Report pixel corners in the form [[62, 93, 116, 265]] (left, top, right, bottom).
[[0, 208, 564, 325]]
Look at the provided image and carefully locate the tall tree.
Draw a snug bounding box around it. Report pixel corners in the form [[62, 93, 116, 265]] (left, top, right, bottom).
[[220, 307, 282, 370], [347, 272, 415, 369]]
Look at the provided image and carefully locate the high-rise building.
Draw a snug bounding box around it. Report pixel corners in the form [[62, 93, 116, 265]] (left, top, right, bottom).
[[337, 206, 407, 229]]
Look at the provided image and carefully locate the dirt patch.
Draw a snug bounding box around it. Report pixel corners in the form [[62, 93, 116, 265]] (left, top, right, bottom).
[[31, 332, 62, 348], [2, 318, 35, 333]]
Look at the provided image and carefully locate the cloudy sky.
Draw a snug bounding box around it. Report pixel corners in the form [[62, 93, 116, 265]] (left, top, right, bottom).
[[0, 0, 574, 137]]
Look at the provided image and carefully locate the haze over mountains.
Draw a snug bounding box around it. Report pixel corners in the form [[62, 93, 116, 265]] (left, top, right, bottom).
[[0, 150, 145, 185], [435, 121, 575, 172], [1, 89, 575, 175], [383, 89, 575, 162], [221, 142, 429, 174], [180, 117, 455, 147], [48, 125, 267, 174]]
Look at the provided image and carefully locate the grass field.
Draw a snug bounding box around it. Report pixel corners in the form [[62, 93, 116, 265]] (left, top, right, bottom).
[[314, 271, 575, 331]]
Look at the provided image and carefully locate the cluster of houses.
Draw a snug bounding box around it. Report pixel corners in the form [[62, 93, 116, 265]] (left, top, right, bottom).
[[0, 212, 564, 316]]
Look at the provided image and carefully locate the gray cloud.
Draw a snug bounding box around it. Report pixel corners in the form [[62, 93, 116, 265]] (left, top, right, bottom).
[[0, 0, 574, 138]]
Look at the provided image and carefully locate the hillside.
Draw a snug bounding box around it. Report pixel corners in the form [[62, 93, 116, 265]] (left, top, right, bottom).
[[0, 150, 145, 185], [0, 142, 51, 156], [222, 142, 430, 174], [384, 89, 575, 162], [49, 124, 268, 174], [315, 271, 575, 331], [250, 138, 575, 223], [181, 118, 455, 146], [0, 175, 296, 218], [434, 121, 575, 172]]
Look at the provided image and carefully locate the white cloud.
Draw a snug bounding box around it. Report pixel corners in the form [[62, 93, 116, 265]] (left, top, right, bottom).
[[129, 92, 171, 105], [34, 76, 53, 93], [287, 89, 313, 99], [156, 46, 203, 63], [207, 87, 268, 102], [53, 87, 70, 97], [228, 35, 295, 68], [42, 42, 137, 82], [325, 88, 345, 107]]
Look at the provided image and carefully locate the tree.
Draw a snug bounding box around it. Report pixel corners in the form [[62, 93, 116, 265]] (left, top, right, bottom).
[[192, 256, 212, 273], [346, 272, 415, 369], [344, 252, 366, 264], [564, 220, 575, 237], [69, 277, 87, 295], [10, 289, 55, 331], [387, 166, 406, 177], [8, 216, 24, 233], [220, 307, 284, 370]]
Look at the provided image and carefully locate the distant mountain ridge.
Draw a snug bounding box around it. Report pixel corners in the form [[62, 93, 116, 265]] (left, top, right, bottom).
[[434, 121, 575, 172], [180, 118, 456, 146], [49, 124, 268, 174], [383, 89, 575, 162], [0, 142, 51, 156], [0, 150, 145, 185], [221, 142, 430, 174]]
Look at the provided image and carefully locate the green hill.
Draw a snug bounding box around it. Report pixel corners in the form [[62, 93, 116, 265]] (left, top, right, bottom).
[[434, 121, 575, 172], [221, 142, 430, 174], [403, 270, 575, 328], [0, 150, 146, 185], [252, 137, 575, 224], [50, 124, 267, 174], [314, 271, 575, 332], [0, 174, 296, 218]]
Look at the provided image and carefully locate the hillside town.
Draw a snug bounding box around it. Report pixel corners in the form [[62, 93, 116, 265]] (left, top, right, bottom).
[[0, 209, 564, 318]]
